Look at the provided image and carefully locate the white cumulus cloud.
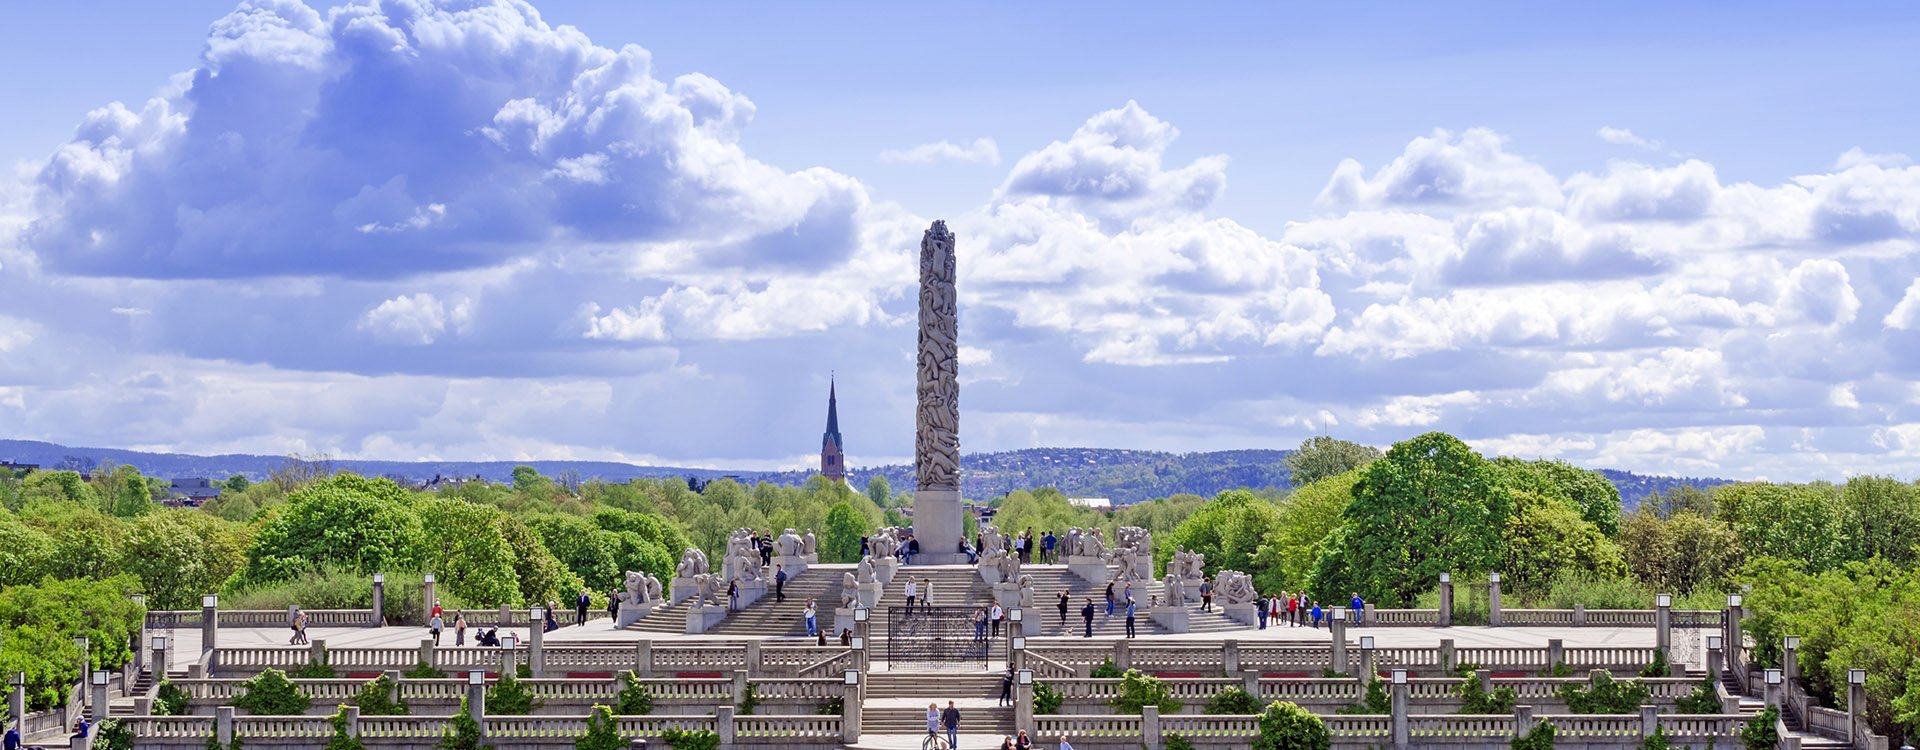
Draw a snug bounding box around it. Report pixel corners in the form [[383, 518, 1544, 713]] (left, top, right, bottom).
[[880, 138, 1001, 165]]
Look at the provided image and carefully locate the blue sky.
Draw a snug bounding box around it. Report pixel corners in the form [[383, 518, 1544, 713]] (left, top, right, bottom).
[[2, 0, 1919, 480]]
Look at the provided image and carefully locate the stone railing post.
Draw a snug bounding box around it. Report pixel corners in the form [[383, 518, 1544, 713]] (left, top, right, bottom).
[[370, 573, 385, 627], [1763, 669, 1782, 708], [1390, 671, 1409, 749], [716, 705, 737, 746], [1359, 640, 1377, 682], [1655, 594, 1673, 656], [528, 607, 546, 678], [343, 705, 361, 739], [200, 595, 219, 658], [1015, 669, 1034, 730], [1514, 705, 1535, 739], [1475, 669, 1492, 702], [1363, 602, 1375, 626], [1706, 639, 1724, 680], [90, 671, 108, 722], [1846, 669, 1866, 744], [1547, 639, 1564, 672], [132, 697, 151, 716], [1223, 640, 1241, 675], [1114, 641, 1132, 671], [385, 671, 402, 707], [151, 638, 168, 679], [841, 671, 861, 744], [1330, 610, 1349, 675], [635, 640, 653, 676], [1572, 603, 1586, 627], [8, 672, 23, 736], [419, 638, 436, 670], [1782, 637, 1801, 719], [1010, 635, 1026, 673], [129, 595, 147, 675], [216, 706, 235, 747], [310, 639, 329, 672], [1639, 704, 1657, 738], [422, 573, 437, 627], [1725, 595, 1745, 676], [465, 671, 486, 735], [1141, 705, 1162, 750], [1240, 670, 1261, 698], [498, 604, 512, 628], [745, 642, 762, 677], [1437, 573, 1453, 628], [1488, 573, 1503, 627], [732, 669, 748, 708], [1439, 638, 1456, 673]]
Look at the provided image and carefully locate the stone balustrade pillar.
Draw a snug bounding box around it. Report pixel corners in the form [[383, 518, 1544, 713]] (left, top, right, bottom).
[[1223, 640, 1240, 675], [715, 706, 737, 746], [132, 697, 151, 716], [1330, 610, 1349, 675], [129, 595, 146, 675], [1390, 677, 1409, 749], [1782, 637, 1800, 716], [74, 636, 89, 681], [635, 640, 653, 676], [1437, 573, 1453, 628], [215, 706, 235, 747], [745, 642, 762, 677], [732, 670, 748, 708], [1706, 642, 1723, 681], [465, 672, 486, 735], [201, 595, 218, 658], [1763, 670, 1782, 708], [1547, 639, 1564, 672], [1240, 670, 1260, 698], [1725, 598, 1745, 673], [8, 673, 24, 741], [1114, 641, 1131, 671], [1475, 669, 1491, 701], [342, 706, 361, 739], [528, 607, 546, 678], [151, 640, 168, 680], [1640, 704, 1658, 738], [1514, 705, 1535, 739], [1141, 706, 1162, 750], [370, 574, 385, 627], [1655, 594, 1673, 656], [841, 673, 861, 745], [419, 638, 436, 670], [310, 639, 328, 672], [1848, 672, 1866, 744], [1439, 638, 1456, 673], [1015, 670, 1034, 731], [1359, 646, 1376, 683], [385, 671, 402, 707], [1488, 573, 1503, 627], [1572, 604, 1586, 627], [422, 574, 437, 627], [90, 671, 107, 722]]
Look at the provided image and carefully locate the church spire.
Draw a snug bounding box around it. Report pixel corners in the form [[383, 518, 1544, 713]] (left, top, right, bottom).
[[820, 375, 846, 483]]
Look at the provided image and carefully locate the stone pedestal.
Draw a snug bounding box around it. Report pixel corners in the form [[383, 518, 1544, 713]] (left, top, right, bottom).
[[803, 553, 819, 565], [735, 580, 768, 609], [686, 605, 728, 634], [854, 582, 882, 609], [1116, 553, 1152, 581], [773, 555, 809, 578], [1221, 603, 1258, 627], [912, 489, 967, 565], [1067, 555, 1111, 585], [992, 582, 1022, 610], [1174, 578, 1204, 603], [670, 578, 698, 605], [978, 560, 1010, 585], [873, 557, 899, 585], [1150, 606, 1190, 634], [614, 601, 660, 628], [830, 608, 856, 638]]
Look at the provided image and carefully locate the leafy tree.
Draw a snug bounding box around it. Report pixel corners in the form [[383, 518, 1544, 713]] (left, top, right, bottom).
[[821, 501, 865, 564], [244, 475, 423, 583], [1456, 674, 1517, 714], [1664, 512, 1742, 593], [575, 705, 624, 750], [865, 475, 892, 508], [21, 470, 99, 508], [1285, 437, 1381, 488], [1033, 682, 1064, 714], [416, 498, 522, 606], [1158, 490, 1282, 586], [155, 680, 193, 716], [36, 506, 124, 580], [528, 514, 620, 591], [1714, 482, 1839, 572], [1833, 476, 1920, 566], [232, 668, 311, 715], [0, 511, 54, 586], [1500, 490, 1626, 597], [1266, 471, 1358, 589], [1253, 700, 1330, 750], [1740, 706, 1778, 750], [1320, 433, 1507, 605], [224, 475, 252, 493], [1557, 672, 1648, 714], [122, 510, 247, 610]]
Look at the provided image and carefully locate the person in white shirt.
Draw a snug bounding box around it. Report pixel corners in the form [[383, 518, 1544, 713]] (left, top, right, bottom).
[[904, 576, 920, 617], [1058, 736, 1074, 750], [989, 602, 1005, 637]]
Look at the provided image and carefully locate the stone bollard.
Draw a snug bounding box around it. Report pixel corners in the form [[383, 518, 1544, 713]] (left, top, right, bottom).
[[1655, 594, 1673, 655], [716, 706, 737, 746], [1223, 640, 1241, 675], [1725, 595, 1745, 672], [841, 671, 862, 745], [1015, 669, 1034, 730], [1846, 669, 1867, 743], [201, 595, 218, 659], [1141, 705, 1163, 750], [1241, 670, 1261, 698], [1475, 669, 1492, 702], [1437, 573, 1453, 627], [635, 640, 653, 676], [1488, 573, 1503, 627], [422, 573, 437, 626], [9, 672, 25, 738], [371, 573, 385, 627], [216, 706, 236, 747], [1514, 705, 1535, 738], [90, 671, 108, 722], [528, 607, 546, 678], [133, 697, 151, 716], [1783, 637, 1801, 711], [1707, 640, 1724, 680], [1547, 639, 1564, 672], [342, 705, 362, 739], [1363, 602, 1375, 626], [1359, 643, 1376, 683], [1115, 641, 1132, 671], [1389, 671, 1409, 749], [1572, 604, 1586, 627], [1640, 704, 1658, 738], [151, 636, 169, 680], [1330, 610, 1349, 675], [1763, 669, 1782, 708], [732, 670, 748, 710], [310, 639, 329, 672], [385, 671, 402, 707], [465, 671, 487, 734], [419, 638, 436, 670], [1439, 638, 1456, 673], [745, 642, 762, 677]]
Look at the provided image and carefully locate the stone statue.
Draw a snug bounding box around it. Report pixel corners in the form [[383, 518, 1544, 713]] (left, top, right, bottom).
[[623, 570, 662, 606], [994, 551, 1020, 581], [980, 526, 1005, 557], [870, 528, 902, 559], [1076, 528, 1107, 558], [1017, 574, 1037, 610], [732, 552, 762, 581], [1162, 574, 1186, 605], [676, 548, 709, 578], [776, 528, 803, 557], [1065, 528, 1083, 558], [856, 557, 878, 584], [692, 574, 723, 606], [1172, 548, 1206, 580], [727, 528, 757, 559], [802, 529, 817, 556], [916, 221, 961, 491], [840, 573, 859, 608], [1215, 570, 1257, 606]]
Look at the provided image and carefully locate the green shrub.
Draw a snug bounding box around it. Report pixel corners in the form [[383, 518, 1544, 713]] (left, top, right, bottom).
[[660, 729, 720, 750], [575, 705, 623, 750], [1034, 682, 1063, 715], [1557, 672, 1648, 714], [94, 718, 134, 750], [817, 695, 843, 715], [155, 680, 192, 716], [614, 670, 653, 715], [1674, 674, 1721, 714], [1337, 678, 1390, 715], [1639, 649, 1670, 678], [353, 674, 410, 716], [0, 575, 145, 709], [403, 660, 447, 679], [438, 697, 483, 750], [1090, 658, 1122, 678], [1253, 700, 1330, 750], [738, 681, 760, 715], [486, 672, 540, 715], [1418, 583, 1490, 625], [1164, 735, 1195, 750], [1641, 725, 1671, 750], [323, 706, 366, 750], [1111, 669, 1182, 715], [1456, 674, 1517, 714], [291, 660, 337, 679], [1511, 720, 1556, 750], [232, 668, 311, 715], [1740, 706, 1778, 750], [1204, 685, 1261, 714], [1544, 662, 1574, 678]]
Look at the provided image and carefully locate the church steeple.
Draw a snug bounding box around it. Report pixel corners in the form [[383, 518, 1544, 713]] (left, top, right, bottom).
[[820, 375, 846, 483]]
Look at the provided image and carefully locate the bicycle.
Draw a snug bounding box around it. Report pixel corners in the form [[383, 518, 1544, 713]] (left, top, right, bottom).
[[923, 732, 952, 750]]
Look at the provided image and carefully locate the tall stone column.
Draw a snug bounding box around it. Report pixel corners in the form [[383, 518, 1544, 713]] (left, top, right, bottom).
[[911, 221, 967, 564], [1487, 573, 1503, 627], [371, 574, 385, 627], [1437, 573, 1453, 627], [11, 672, 27, 735]]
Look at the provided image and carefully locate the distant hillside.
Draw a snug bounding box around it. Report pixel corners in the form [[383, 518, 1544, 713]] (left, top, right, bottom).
[[1, 439, 1725, 506]]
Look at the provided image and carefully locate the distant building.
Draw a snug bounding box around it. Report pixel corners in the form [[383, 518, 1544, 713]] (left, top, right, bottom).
[[819, 377, 847, 484], [1068, 497, 1113, 510], [169, 477, 220, 506], [0, 461, 38, 475]]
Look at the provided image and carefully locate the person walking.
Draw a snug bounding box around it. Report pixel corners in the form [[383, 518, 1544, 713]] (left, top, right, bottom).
[[429, 611, 444, 645], [1310, 601, 1324, 629], [803, 599, 818, 637], [453, 612, 467, 646], [924, 579, 935, 608], [1056, 589, 1070, 626], [1058, 736, 1074, 750], [1350, 592, 1365, 626], [728, 578, 740, 611], [1041, 531, 1056, 564], [990, 602, 1005, 637], [925, 702, 939, 740], [607, 589, 621, 623], [1199, 579, 1213, 612], [5, 723, 20, 750], [575, 589, 590, 626], [1104, 582, 1116, 618], [973, 607, 989, 642], [941, 700, 961, 750], [775, 564, 788, 604], [1124, 597, 1137, 639], [289, 608, 308, 645], [1287, 592, 1300, 627], [1080, 599, 1095, 638], [1257, 596, 1268, 630], [1268, 593, 1281, 628], [904, 576, 920, 617], [999, 666, 1015, 706]]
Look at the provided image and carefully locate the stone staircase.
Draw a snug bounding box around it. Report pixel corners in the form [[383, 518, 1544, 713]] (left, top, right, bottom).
[[1718, 668, 1849, 749], [1016, 566, 1249, 637], [858, 672, 1015, 739], [622, 564, 851, 636]]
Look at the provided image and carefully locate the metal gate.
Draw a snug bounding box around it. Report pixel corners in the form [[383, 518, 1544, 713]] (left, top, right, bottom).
[[885, 605, 992, 669]]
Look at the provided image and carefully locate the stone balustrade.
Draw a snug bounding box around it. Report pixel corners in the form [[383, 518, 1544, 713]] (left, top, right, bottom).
[[1038, 711, 1754, 748], [165, 675, 833, 714]]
